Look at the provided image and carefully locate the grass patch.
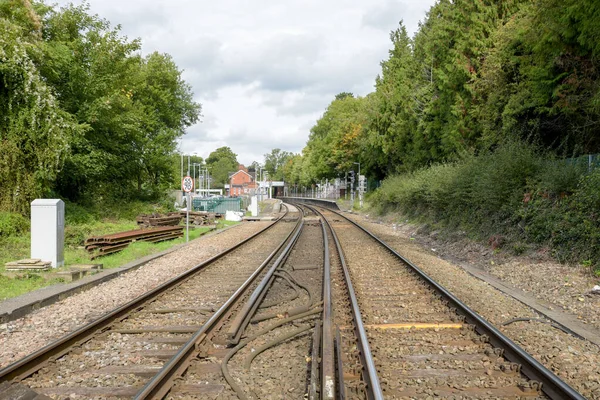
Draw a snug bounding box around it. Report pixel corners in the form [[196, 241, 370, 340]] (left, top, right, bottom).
[[0, 215, 238, 301], [64, 225, 215, 270], [0, 273, 66, 301]]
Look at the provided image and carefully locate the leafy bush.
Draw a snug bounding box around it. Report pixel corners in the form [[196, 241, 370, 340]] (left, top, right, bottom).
[[373, 142, 543, 230], [64, 201, 95, 225], [64, 224, 94, 247], [372, 141, 600, 271], [0, 212, 30, 238]]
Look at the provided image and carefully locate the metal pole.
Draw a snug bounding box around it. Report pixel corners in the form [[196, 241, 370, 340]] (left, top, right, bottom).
[[354, 162, 362, 208], [345, 172, 347, 200], [186, 156, 190, 243], [180, 146, 183, 204], [200, 166, 204, 197], [186, 192, 189, 242]]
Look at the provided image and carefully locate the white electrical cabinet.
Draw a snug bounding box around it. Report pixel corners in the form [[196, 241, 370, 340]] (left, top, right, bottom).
[[31, 199, 65, 268], [249, 196, 259, 217]]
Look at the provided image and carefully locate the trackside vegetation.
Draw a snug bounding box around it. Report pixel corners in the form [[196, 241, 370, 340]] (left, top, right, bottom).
[[276, 0, 600, 271], [370, 143, 600, 271], [0, 1, 210, 298]]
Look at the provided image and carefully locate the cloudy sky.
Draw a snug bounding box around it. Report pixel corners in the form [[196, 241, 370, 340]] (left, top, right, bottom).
[[54, 0, 436, 165]]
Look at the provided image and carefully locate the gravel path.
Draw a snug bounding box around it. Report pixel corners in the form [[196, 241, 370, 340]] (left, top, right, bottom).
[[345, 212, 600, 399], [378, 214, 600, 331], [0, 221, 272, 369]]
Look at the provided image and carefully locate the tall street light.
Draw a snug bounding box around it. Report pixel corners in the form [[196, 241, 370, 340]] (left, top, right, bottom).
[[354, 161, 362, 208], [192, 163, 201, 195], [259, 167, 268, 200]]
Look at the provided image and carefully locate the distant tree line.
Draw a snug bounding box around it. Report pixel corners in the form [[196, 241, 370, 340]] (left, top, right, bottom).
[[0, 0, 201, 214], [280, 0, 600, 185]]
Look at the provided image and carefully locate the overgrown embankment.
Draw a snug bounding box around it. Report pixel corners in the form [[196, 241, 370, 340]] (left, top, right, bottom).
[[370, 142, 600, 273]]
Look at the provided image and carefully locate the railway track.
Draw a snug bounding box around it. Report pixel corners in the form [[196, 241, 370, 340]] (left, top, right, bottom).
[[0, 200, 588, 399], [308, 204, 586, 400], [0, 206, 302, 399]]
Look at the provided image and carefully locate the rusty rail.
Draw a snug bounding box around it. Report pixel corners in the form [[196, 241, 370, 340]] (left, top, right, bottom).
[[85, 226, 183, 244]]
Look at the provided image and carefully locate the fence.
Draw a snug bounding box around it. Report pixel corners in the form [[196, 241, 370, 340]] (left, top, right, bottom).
[[565, 154, 600, 171], [192, 197, 242, 214]]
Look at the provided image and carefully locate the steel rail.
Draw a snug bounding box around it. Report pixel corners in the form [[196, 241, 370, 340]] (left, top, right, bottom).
[[305, 204, 384, 400], [0, 206, 290, 384], [320, 205, 587, 400], [320, 219, 336, 400], [226, 219, 304, 344], [134, 211, 304, 399]]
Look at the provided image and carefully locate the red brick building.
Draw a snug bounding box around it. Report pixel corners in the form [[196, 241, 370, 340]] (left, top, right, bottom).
[[228, 165, 256, 196]]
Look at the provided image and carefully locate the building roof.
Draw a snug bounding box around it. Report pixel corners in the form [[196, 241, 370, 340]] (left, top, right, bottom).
[[229, 169, 254, 180]]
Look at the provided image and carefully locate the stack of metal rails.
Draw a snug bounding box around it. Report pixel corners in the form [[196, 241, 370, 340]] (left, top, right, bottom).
[[85, 226, 184, 258]]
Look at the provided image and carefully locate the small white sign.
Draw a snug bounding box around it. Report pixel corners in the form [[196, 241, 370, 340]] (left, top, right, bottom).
[[182, 176, 194, 193]]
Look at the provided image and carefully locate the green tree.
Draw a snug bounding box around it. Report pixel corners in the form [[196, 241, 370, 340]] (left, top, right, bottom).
[[206, 146, 238, 188], [302, 95, 367, 183], [360, 23, 421, 178], [264, 149, 291, 180], [335, 92, 354, 100], [47, 4, 200, 200], [0, 1, 84, 213], [474, 0, 600, 153], [0, 0, 200, 212]]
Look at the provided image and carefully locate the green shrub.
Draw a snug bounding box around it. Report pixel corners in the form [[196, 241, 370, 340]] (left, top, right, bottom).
[[372, 141, 600, 271], [536, 158, 588, 196], [64, 201, 95, 225], [64, 224, 94, 247], [0, 212, 29, 238]]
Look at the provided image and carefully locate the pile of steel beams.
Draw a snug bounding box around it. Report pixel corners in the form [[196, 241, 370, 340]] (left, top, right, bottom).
[[85, 226, 184, 258], [136, 212, 183, 227]]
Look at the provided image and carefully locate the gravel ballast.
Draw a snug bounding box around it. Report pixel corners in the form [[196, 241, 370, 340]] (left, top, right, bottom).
[[0, 221, 272, 369]]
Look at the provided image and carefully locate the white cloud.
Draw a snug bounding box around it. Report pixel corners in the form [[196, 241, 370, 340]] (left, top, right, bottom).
[[53, 0, 436, 165]]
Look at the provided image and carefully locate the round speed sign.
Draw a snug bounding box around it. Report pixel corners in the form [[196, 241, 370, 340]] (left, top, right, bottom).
[[182, 176, 194, 193]]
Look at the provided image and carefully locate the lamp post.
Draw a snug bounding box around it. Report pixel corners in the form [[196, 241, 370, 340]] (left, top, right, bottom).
[[255, 168, 259, 197], [259, 167, 265, 201], [192, 163, 201, 195], [263, 171, 269, 199], [354, 161, 362, 208], [206, 168, 210, 193]]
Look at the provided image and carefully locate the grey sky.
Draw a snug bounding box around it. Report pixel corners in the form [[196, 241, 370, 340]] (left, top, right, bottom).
[[53, 0, 436, 165]]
